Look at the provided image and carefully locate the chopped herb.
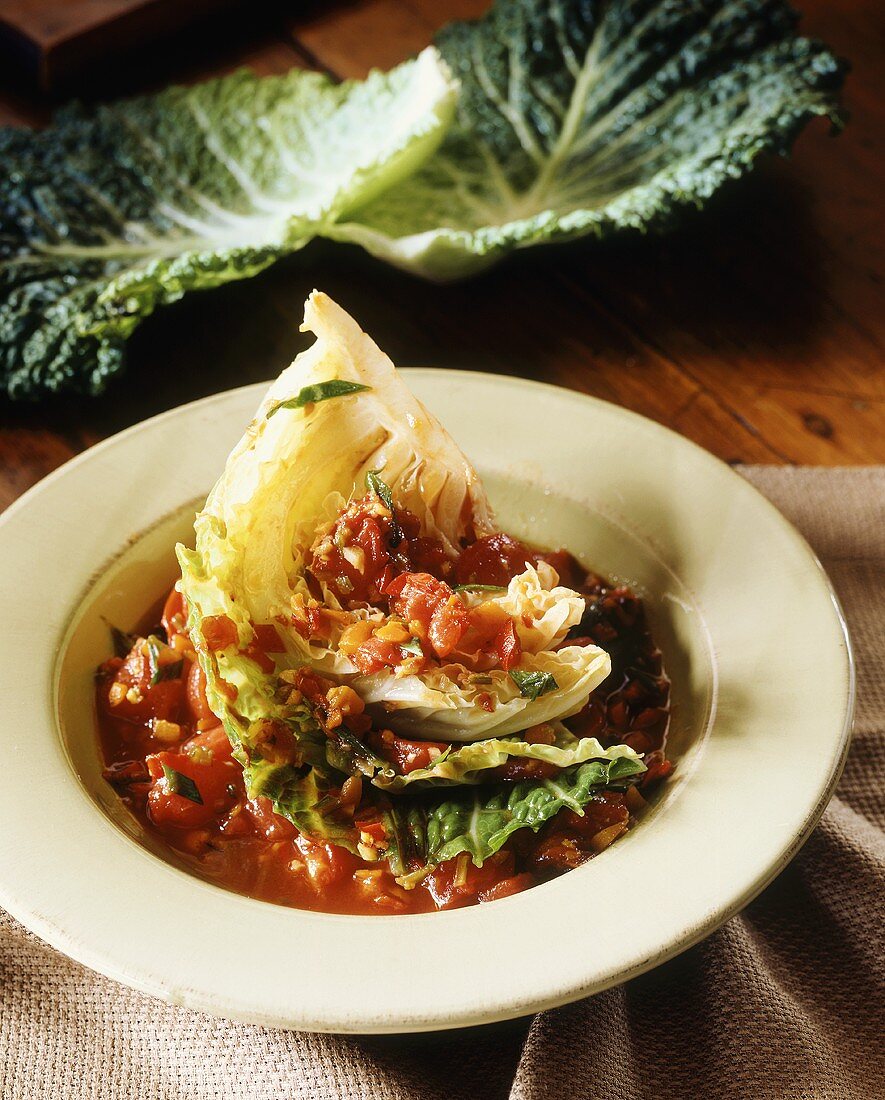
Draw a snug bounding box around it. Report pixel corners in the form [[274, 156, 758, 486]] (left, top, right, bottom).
[[146, 635, 182, 685], [366, 470, 394, 512], [161, 764, 203, 804], [267, 380, 370, 417], [330, 727, 391, 779], [400, 637, 423, 658], [427, 746, 452, 769], [109, 624, 137, 658], [509, 669, 559, 701], [366, 469, 402, 547], [453, 583, 507, 593], [145, 636, 162, 682]]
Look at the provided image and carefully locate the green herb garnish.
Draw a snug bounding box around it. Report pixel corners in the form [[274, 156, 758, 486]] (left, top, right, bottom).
[[509, 669, 558, 701], [366, 469, 394, 512], [109, 624, 137, 658], [400, 637, 423, 657], [268, 380, 370, 417], [427, 746, 452, 770], [453, 583, 507, 593], [366, 470, 402, 547], [146, 635, 182, 685], [161, 764, 203, 804]]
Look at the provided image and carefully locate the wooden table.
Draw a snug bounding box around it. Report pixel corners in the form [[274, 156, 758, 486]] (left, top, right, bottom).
[[0, 0, 882, 512]]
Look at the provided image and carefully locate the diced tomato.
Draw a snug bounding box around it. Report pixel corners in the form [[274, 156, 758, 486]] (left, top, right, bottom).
[[185, 659, 215, 723], [495, 757, 559, 781], [386, 572, 468, 659], [351, 636, 405, 674], [161, 587, 188, 639], [369, 730, 449, 774], [478, 873, 535, 903], [241, 642, 276, 674], [102, 640, 184, 725], [201, 615, 239, 651], [425, 851, 516, 910], [237, 622, 284, 673], [182, 723, 232, 760], [489, 620, 521, 670], [253, 624, 285, 652], [640, 756, 674, 790], [524, 834, 587, 872], [623, 730, 654, 754], [310, 497, 410, 605], [560, 792, 628, 837], [409, 535, 451, 579], [565, 696, 606, 738], [454, 534, 534, 587], [145, 747, 239, 828], [427, 597, 470, 658], [293, 834, 360, 890]]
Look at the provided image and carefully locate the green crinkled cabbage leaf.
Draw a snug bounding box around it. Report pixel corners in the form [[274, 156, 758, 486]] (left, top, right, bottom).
[[329, 721, 643, 792], [0, 49, 455, 398], [384, 755, 646, 878], [1, 0, 845, 398], [329, 0, 847, 279]]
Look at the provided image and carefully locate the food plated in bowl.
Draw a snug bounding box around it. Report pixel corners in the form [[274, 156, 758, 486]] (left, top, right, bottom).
[[0, 302, 852, 1030], [95, 293, 674, 914]]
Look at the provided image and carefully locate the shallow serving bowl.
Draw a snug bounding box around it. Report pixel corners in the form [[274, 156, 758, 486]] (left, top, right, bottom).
[[0, 372, 853, 1032]]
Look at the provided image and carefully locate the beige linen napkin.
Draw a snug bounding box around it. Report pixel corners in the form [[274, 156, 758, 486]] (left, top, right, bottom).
[[2, 467, 882, 1100]]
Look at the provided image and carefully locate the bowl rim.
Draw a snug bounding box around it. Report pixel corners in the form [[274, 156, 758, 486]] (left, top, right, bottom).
[[0, 372, 854, 1032]]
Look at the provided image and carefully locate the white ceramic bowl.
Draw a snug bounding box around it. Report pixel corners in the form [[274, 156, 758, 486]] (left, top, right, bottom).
[[0, 373, 853, 1032]]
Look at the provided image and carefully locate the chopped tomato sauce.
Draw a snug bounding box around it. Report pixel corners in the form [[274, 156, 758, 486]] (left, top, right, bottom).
[[97, 526, 671, 915], [386, 572, 470, 658], [369, 730, 449, 774], [201, 614, 239, 651], [454, 533, 535, 587], [309, 493, 451, 607]]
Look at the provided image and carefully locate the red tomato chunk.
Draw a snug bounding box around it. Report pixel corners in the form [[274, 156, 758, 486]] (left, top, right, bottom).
[[201, 615, 239, 651], [386, 572, 469, 658], [146, 741, 239, 829]]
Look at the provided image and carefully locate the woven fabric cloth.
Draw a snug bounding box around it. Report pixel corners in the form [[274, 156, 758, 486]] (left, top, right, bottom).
[[1, 466, 882, 1100]]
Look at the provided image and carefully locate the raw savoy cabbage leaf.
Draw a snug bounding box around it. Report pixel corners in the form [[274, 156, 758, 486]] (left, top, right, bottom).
[[1, 0, 844, 399], [328, 0, 848, 279], [0, 49, 455, 399]]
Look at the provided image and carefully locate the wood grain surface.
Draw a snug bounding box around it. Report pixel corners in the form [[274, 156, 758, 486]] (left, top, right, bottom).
[[0, 0, 243, 92], [0, 0, 882, 514]]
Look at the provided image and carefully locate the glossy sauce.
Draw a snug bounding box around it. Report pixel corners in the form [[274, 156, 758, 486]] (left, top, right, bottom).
[[97, 538, 672, 914]]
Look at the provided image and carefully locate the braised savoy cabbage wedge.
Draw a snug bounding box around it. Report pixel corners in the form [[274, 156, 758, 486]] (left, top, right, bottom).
[[177, 292, 645, 875]]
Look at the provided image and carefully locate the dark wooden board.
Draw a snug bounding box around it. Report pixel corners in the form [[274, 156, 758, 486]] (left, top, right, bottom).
[[0, 0, 243, 92]]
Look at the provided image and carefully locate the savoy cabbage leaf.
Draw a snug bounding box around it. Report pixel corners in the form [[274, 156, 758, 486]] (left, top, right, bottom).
[[384, 754, 647, 878], [1, 0, 845, 399], [330, 723, 643, 791], [329, 0, 847, 279], [0, 49, 455, 399]]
